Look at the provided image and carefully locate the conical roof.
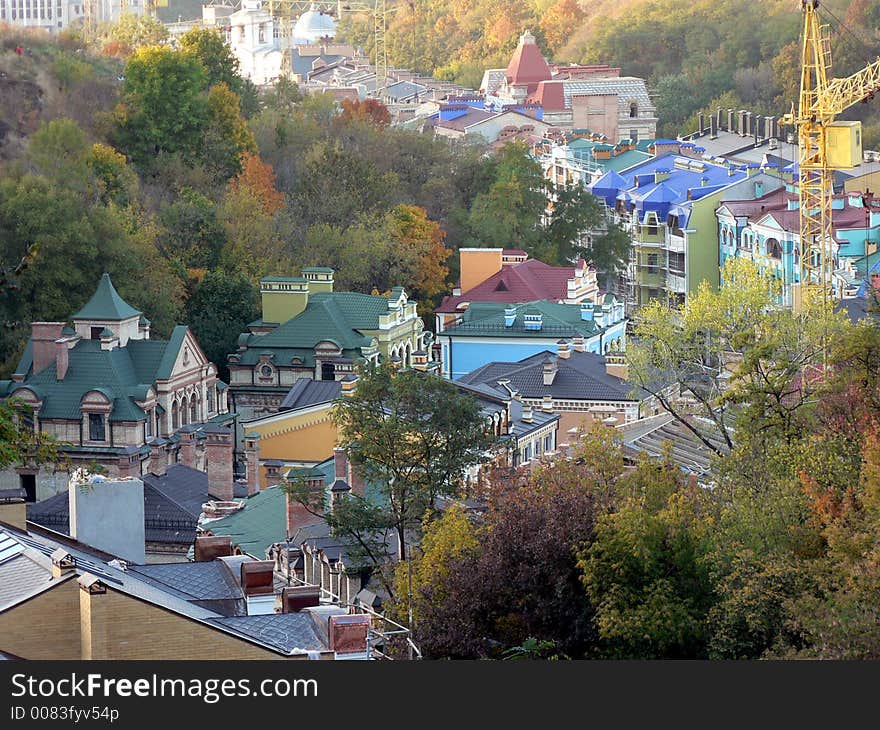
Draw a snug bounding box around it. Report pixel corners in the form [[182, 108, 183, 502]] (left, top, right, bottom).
[[72, 273, 142, 321], [505, 30, 552, 86]]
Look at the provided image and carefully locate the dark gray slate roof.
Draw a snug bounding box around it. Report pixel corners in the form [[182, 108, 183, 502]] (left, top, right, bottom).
[[280, 378, 342, 410], [127, 561, 241, 600], [459, 350, 641, 402], [208, 613, 328, 654], [25, 465, 244, 547]]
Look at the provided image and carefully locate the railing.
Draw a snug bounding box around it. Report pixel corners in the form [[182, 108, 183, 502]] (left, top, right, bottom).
[[446, 323, 582, 336]]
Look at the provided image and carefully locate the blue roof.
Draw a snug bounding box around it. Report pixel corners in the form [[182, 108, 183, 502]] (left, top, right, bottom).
[[589, 154, 749, 220]]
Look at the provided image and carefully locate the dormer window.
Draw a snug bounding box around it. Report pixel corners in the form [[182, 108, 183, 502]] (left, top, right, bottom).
[[88, 413, 106, 441], [260, 364, 273, 378], [90, 326, 103, 340]]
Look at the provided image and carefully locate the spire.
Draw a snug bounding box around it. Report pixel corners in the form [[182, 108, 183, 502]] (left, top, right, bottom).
[[505, 29, 552, 87], [72, 273, 142, 321]]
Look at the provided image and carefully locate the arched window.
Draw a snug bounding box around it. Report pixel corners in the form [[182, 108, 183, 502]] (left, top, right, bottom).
[[766, 238, 782, 259], [181, 396, 189, 426], [172, 401, 179, 430], [190, 397, 197, 424], [629, 102, 638, 118]]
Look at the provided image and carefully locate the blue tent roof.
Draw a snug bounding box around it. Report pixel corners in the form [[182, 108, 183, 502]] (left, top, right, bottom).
[[590, 169, 628, 206]]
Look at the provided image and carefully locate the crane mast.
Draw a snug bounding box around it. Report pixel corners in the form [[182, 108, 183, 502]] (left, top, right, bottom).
[[783, 0, 880, 307]]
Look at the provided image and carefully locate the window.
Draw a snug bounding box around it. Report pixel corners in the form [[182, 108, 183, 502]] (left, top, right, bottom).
[[647, 253, 659, 274], [629, 102, 638, 118], [321, 362, 335, 381], [145, 411, 153, 438], [190, 399, 197, 424], [259, 364, 273, 378], [20, 474, 36, 503], [544, 434, 553, 452], [90, 326, 103, 340], [88, 413, 105, 442], [207, 386, 215, 413]]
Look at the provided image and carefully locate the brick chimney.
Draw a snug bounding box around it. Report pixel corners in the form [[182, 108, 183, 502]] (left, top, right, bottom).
[[194, 534, 233, 561], [30, 322, 66, 375], [55, 338, 70, 380], [557, 339, 571, 359], [148, 437, 168, 477], [286, 469, 325, 536], [243, 432, 261, 496], [178, 425, 198, 469], [205, 427, 234, 501]]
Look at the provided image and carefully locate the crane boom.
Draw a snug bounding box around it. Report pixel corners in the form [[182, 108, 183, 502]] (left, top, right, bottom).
[[820, 58, 880, 117]]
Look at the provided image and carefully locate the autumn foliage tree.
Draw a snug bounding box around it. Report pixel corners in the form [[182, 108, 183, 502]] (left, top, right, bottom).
[[339, 97, 392, 128]]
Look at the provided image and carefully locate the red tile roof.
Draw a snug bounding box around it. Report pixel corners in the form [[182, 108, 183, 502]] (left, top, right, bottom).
[[436, 259, 582, 313], [528, 80, 566, 111], [505, 33, 552, 89]]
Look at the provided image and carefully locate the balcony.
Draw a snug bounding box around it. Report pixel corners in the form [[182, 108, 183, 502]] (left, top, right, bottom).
[[666, 272, 687, 293], [634, 225, 665, 244]]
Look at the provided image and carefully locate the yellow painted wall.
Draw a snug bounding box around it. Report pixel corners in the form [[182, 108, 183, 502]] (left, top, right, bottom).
[[459, 248, 504, 293], [247, 405, 338, 476], [0, 578, 81, 659]]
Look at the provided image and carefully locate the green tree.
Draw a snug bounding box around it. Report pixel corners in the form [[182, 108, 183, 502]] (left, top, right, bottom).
[[332, 362, 498, 562], [202, 82, 257, 181], [578, 451, 715, 659], [0, 399, 62, 471], [112, 46, 208, 169], [184, 271, 260, 381]]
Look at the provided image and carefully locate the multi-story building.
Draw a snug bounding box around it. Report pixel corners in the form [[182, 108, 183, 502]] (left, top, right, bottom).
[[0, 274, 230, 501], [590, 144, 787, 308], [717, 184, 880, 306], [227, 268, 430, 421], [539, 132, 653, 189], [437, 296, 626, 381], [480, 30, 657, 143]]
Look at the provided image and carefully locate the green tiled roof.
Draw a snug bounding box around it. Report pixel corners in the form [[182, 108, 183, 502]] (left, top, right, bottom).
[[72, 273, 142, 321], [9, 327, 195, 423], [236, 292, 393, 367], [206, 457, 380, 558], [155, 326, 189, 380], [443, 300, 604, 338], [16, 339, 151, 421]]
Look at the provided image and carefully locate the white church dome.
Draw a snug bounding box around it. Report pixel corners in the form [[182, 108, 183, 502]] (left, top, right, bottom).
[[293, 5, 337, 44]]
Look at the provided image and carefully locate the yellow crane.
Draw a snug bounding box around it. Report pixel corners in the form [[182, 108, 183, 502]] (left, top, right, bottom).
[[782, 0, 880, 308]]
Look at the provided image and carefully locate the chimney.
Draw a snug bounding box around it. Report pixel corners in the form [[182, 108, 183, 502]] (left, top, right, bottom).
[[411, 350, 429, 371], [727, 108, 734, 133], [69, 474, 146, 564], [595, 307, 606, 328], [328, 614, 370, 655], [286, 468, 325, 536], [710, 114, 718, 140], [240, 560, 275, 615], [282, 585, 321, 613], [329, 478, 351, 513], [698, 112, 705, 135], [138, 316, 150, 340], [30, 322, 66, 375], [260, 277, 310, 325], [340, 374, 358, 396], [301, 267, 335, 293], [754, 116, 759, 146], [580, 301, 594, 321], [205, 427, 234, 501], [571, 336, 585, 352], [521, 402, 534, 423], [178, 425, 197, 467], [543, 356, 558, 385], [55, 338, 70, 380], [557, 339, 571, 359], [244, 431, 261, 496], [334, 448, 349, 480], [148, 437, 167, 477], [716, 107, 723, 132], [50, 548, 76, 579], [459, 248, 503, 294], [504, 306, 517, 327], [739, 109, 747, 137], [194, 535, 233, 562]]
